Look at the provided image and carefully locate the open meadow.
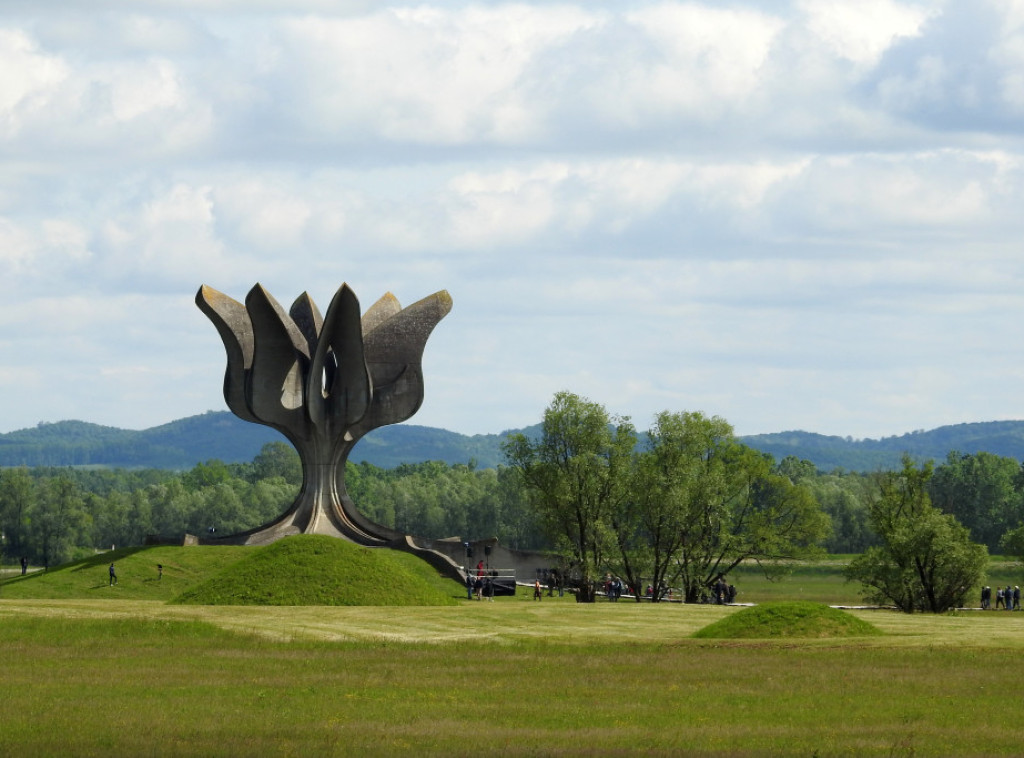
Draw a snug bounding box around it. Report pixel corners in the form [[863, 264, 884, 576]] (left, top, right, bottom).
[[3, 546, 1024, 757]]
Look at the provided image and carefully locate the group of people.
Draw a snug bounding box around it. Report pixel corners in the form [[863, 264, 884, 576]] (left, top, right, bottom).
[[980, 585, 1020, 610], [603, 574, 627, 601], [466, 561, 496, 601], [709, 576, 737, 605]]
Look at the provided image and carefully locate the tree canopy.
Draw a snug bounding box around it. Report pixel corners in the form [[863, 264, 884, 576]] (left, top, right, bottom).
[[502, 392, 635, 602], [846, 456, 988, 613], [504, 395, 829, 603]]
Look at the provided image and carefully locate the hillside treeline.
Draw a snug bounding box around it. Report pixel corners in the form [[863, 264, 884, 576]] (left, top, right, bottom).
[[776, 450, 1024, 556], [0, 442, 542, 567], [1, 443, 1022, 567]]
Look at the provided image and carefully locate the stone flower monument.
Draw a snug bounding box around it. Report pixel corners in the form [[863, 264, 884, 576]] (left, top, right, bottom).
[[196, 282, 451, 545]]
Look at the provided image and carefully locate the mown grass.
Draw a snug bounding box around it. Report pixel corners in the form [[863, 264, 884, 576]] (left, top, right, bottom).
[[731, 558, 1024, 607], [3, 549, 1024, 754], [727, 562, 863, 605], [3, 607, 1024, 756]]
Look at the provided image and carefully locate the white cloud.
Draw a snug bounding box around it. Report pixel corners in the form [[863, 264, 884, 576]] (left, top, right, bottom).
[[212, 179, 314, 251], [0, 28, 68, 133], [990, 0, 1024, 110], [278, 6, 601, 143], [0, 216, 35, 269], [97, 183, 232, 290], [799, 0, 934, 67], [2, 0, 1024, 443], [621, 4, 783, 115], [0, 26, 212, 155]]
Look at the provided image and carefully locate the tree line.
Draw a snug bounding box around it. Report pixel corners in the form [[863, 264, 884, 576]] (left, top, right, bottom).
[[4, 393, 1024, 612], [502, 393, 1020, 610], [0, 442, 543, 568]]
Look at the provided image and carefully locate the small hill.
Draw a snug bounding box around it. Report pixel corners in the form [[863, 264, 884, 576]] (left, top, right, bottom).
[[693, 602, 882, 639], [0, 544, 252, 600], [172, 535, 462, 606]]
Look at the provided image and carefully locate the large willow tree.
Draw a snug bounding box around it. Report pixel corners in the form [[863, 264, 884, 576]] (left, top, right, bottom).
[[633, 411, 829, 603], [505, 395, 829, 604], [502, 391, 635, 602]]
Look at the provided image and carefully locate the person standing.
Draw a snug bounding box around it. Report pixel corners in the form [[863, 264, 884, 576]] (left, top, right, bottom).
[[20, 556, 27, 576]]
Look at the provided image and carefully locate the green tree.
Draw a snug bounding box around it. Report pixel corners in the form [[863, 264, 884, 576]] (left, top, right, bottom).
[[929, 451, 1022, 551], [617, 413, 828, 604], [493, 465, 546, 550], [846, 456, 987, 613], [182, 459, 232, 489], [671, 435, 829, 603], [805, 471, 876, 554], [611, 411, 733, 602], [31, 476, 90, 567], [91, 491, 130, 549], [251, 442, 303, 486], [503, 392, 635, 602], [147, 479, 191, 536], [0, 466, 36, 559], [999, 523, 1024, 565], [776, 456, 818, 484]]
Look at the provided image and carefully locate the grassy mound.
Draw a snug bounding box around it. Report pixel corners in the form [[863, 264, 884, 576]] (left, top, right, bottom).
[[693, 602, 882, 639], [0, 545, 251, 600], [172, 535, 461, 606]]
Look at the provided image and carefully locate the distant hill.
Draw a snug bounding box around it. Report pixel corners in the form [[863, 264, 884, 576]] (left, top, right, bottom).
[[0, 412, 517, 469], [742, 421, 1024, 471], [1, 412, 1023, 472]]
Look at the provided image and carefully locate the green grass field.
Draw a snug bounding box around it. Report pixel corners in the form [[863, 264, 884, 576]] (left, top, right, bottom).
[[3, 545, 1024, 756]]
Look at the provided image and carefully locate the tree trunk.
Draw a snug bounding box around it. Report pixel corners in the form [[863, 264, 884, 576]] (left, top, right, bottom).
[[575, 581, 597, 603]]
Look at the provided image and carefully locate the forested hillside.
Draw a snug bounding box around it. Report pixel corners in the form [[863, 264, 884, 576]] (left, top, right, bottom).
[[0, 413, 516, 469], [2, 413, 1024, 472], [743, 421, 1024, 470]]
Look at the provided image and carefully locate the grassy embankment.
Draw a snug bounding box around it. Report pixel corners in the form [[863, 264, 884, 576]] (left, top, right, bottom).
[[0, 535, 462, 606], [5, 546, 1021, 607], [3, 543, 1024, 756]]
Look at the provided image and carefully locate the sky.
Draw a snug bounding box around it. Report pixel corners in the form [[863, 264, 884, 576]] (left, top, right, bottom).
[[2, 0, 1024, 441]]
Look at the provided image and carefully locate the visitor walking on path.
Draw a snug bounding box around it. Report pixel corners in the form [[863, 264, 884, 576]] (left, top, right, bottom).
[[109, 563, 117, 586]]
